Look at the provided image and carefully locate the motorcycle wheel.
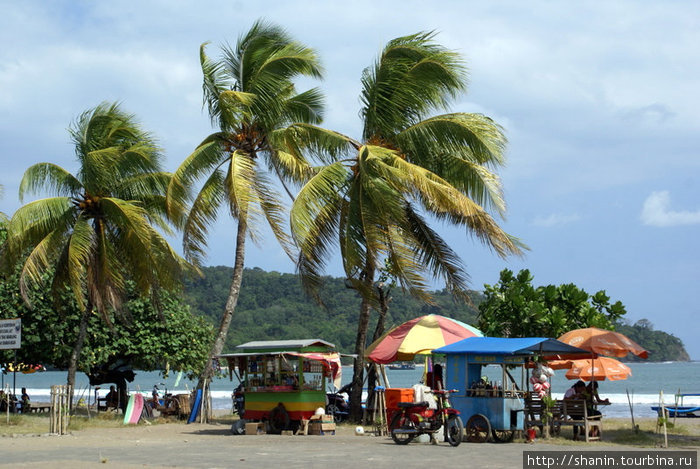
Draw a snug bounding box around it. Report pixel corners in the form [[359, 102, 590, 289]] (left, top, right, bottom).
[[390, 412, 416, 445], [445, 415, 464, 447], [326, 404, 344, 423]]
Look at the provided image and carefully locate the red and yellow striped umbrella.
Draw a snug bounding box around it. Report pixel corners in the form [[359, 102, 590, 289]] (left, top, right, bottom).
[[365, 314, 482, 364]]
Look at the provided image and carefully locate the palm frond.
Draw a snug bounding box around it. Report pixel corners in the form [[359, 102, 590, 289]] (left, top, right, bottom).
[[65, 216, 95, 311], [253, 172, 295, 259], [17, 227, 68, 306], [167, 136, 227, 225], [181, 169, 225, 266], [397, 113, 507, 167], [3, 197, 75, 269], [200, 42, 231, 129], [402, 205, 470, 298], [224, 150, 258, 222], [18, 163, 82, 201], [290, 161, 348, 251], [361, 31, 467, 139], [269, 124, 355, 166], [280, 88, 324, 125]]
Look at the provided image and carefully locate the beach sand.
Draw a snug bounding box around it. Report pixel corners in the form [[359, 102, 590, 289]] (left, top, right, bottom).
[[0, 416, 698, 468]]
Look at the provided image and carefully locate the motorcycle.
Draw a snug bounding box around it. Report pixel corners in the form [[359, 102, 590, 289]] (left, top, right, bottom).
[[325, 391, 350, 422], [389, 389, 464, 446], [233, 384, 245, 417]]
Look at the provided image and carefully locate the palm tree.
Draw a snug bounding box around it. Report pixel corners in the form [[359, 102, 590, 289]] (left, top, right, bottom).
[[2, 102, 187, 397], [291, 32, 524, 420], [167, 21, 342, 392]]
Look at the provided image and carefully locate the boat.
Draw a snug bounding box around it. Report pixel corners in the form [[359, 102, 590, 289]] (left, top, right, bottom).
[[651, 393, 700, 418], [651, 406, 700, 418], [387, 362, 416, 370]]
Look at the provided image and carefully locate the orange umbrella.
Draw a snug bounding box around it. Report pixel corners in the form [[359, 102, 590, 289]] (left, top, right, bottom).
[[558, 327, 648, 359], [561, 357, 632, 381]]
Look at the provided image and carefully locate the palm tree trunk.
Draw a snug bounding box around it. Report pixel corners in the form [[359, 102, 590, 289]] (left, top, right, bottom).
[[349, 264, 376, 422], [67, 304, 91, 409], [198, 217, 248, 391], [365, 284, 390, 418]]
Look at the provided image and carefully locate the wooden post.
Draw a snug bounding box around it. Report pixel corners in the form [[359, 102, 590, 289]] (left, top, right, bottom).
[[673, 388, 680, 428], [656, 390, 668, 448], [50, 385, 71, 435]]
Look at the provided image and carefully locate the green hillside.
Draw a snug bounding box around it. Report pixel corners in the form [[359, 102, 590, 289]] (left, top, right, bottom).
[[183, 266, 482, 354], [183, 266, 689, 361]]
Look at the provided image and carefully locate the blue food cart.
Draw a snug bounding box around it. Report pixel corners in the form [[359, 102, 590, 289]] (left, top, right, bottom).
[[433, 337, 589, 442]]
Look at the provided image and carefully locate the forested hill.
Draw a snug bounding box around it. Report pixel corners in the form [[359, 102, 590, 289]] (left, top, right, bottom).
[[183, 266, 690, 361], [183, 266, 482, 354]]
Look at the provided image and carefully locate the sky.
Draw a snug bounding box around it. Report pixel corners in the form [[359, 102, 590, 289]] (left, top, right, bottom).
[[1, 1, 699, 358]]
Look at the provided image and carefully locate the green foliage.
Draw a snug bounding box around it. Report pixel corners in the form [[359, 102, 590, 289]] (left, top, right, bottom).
[[477, 269, 627, 338], [0, 267, 213, 377], [183, 266, 483, 354], [615, 319, 689, 362], [2, 102, 187, 317]]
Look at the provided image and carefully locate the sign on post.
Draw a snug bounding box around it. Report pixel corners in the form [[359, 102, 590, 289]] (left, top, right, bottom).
[[0, 318, 21, 350]]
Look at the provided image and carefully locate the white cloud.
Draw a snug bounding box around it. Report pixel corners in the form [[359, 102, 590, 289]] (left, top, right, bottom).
[[531, 213, 581, 227], [641, 191, 700, 227]]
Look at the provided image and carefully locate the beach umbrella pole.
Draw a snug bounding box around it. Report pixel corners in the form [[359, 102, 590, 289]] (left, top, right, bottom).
[[626, 388, 636, 432]]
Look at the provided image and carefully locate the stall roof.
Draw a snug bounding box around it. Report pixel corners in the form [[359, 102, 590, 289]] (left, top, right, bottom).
[[234, 339, 335, 351], [433, 337, 591, 356]]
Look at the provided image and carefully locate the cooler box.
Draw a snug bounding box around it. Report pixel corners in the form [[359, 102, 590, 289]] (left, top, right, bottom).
[[385, 388, 414, 417]]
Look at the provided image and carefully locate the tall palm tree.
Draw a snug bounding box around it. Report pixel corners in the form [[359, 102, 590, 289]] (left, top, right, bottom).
[[291, 32, 524, 419], [2, 102, 187, 396], [167, 21, 341, 391]]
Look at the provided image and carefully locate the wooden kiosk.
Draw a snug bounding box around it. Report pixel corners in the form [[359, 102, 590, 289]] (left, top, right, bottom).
[[219, 339, 341, 433]]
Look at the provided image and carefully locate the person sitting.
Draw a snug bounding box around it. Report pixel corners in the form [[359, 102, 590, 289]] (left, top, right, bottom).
[[584, 382, 607, 437], [20, 387, 30, 413], [105, 385, 119, 409], [564, 380, 587, 440], [586, 381, 609, 407]]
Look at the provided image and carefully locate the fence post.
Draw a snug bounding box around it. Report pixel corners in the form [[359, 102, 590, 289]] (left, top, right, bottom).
[[50, 385, 71, 435]]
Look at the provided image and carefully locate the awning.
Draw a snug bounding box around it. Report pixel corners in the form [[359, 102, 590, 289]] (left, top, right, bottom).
[[432, 337, 591, 358], [218, 351, 343, 390]]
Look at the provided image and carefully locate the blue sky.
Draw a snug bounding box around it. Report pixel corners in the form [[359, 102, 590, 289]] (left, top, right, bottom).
[[1, 1, 699, 358]]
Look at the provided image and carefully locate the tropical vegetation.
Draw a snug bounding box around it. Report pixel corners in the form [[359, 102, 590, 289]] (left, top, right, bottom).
[[477, 269, 626, 338], [291, 32, 524, 418], [183, 266, 689, 362], [166, 21, 340, 393], [0, 102, 188, 397], [0, 268, 213, 380]]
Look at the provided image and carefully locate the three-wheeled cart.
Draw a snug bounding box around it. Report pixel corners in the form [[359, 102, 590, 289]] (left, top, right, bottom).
[[433, 337, 589, 442], [218, 339, 341, 433]]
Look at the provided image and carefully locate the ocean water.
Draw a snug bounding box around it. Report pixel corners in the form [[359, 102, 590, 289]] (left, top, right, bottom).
[[3, 361, 699, 419]]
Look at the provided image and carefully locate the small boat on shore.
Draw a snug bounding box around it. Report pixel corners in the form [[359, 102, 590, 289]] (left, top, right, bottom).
[[651, 405, 700, 418], [387, 362, 416, 370], [651, 393, 700, 418]]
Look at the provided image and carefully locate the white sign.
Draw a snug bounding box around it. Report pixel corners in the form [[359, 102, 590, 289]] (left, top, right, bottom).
[[0, 318, 21, 350]]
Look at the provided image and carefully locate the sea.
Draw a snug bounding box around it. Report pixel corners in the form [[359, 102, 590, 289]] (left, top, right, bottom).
[[3, 361, 699, 419]]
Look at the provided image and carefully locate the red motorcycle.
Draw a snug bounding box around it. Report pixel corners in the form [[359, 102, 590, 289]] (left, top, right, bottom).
[[390, 389, 464, 446]]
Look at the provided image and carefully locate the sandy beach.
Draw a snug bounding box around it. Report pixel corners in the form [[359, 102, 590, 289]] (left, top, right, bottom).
[[1, 417, 698, 468]]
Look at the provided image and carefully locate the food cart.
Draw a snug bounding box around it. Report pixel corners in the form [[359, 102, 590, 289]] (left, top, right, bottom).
[[433, 337, 589, 442], [218, 339, 341, 433]]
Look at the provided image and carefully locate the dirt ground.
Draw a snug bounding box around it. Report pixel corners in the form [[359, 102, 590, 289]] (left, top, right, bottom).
[[0, 417, 698, 468]]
